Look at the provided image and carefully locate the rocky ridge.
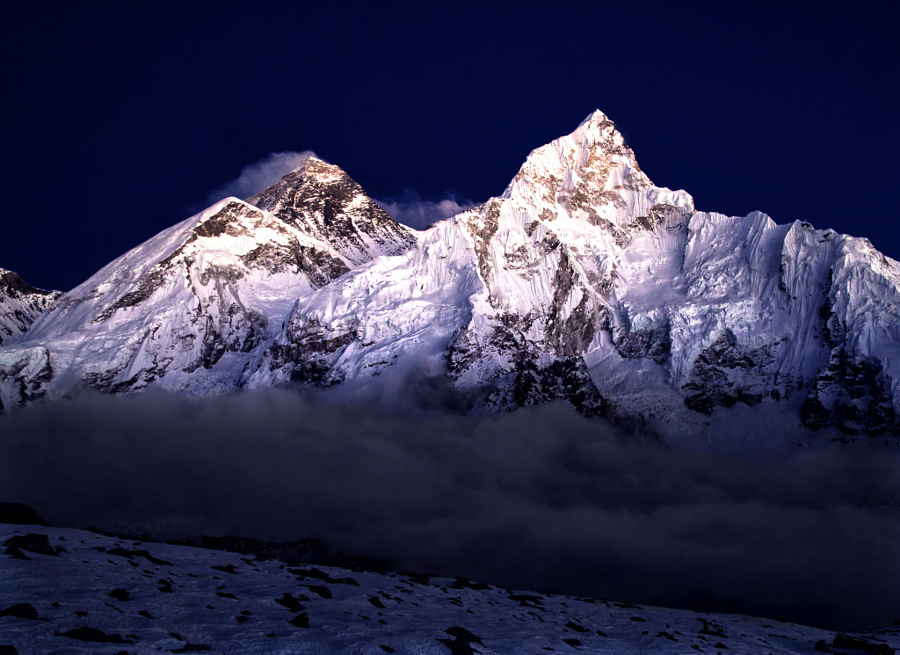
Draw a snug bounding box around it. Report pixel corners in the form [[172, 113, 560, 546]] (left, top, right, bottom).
[[0, 269, 59, 347], [0, 270, 60, 411]]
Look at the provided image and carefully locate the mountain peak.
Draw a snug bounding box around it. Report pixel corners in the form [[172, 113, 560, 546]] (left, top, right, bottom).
[[576, 108, 613, 130], [281, 155, 344, 183], [0, 267, 60, 347], [0, 268, 58, 300], [570, 109, 625, 149], [249, 156, 416, 266], [502, 108, 654, 209]]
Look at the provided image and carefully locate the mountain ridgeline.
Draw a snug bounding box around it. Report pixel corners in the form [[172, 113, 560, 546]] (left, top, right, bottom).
[[2, 111, 899, 443]]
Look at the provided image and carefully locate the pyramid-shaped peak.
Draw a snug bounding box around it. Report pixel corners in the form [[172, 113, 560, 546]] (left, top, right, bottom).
[[292, 154, 330, 171], [568, 109, 625, 147], [249, 157, 354, 209], [529, 109, 634, 170], [501, 109, 645, 199], [247, 153, 417, 266], [287, 155, 345, 181], [578, 109, 613, 129]]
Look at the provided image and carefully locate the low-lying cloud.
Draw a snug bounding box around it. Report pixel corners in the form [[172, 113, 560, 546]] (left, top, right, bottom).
[[207, 151, 319, 204], [1, 390, 898, 631], [376, 190, 477, 229]]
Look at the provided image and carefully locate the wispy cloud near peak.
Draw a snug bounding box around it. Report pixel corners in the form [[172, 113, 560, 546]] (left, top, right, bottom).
[[376, 191, 477, 230], [207, 151, 320, 204]]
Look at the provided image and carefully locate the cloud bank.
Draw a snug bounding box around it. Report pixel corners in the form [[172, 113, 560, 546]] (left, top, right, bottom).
[[376, 190, 477, 229], [207, 151, 319, 203], [1, 391, 898, 631]]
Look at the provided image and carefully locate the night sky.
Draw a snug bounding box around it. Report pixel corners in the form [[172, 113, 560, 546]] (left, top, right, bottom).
[[2, 0, 898, 292]]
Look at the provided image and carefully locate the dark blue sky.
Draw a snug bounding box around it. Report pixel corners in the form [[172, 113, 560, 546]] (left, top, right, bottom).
[[2, 0, 898, 292]]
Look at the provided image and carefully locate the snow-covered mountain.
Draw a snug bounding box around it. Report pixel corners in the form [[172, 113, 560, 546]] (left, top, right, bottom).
[[248, 110, 900, 439], [0, 269, 59, 347], [0, 271, 60, 411], [0, 159, 415, 408], [3, 110, 900, 441]]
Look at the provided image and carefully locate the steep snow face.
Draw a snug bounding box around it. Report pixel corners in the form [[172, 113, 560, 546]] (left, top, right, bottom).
[[794, 228, 900, 434], [245, 218, 480, 394], [0, 269, 59, 347], [0, 162, 418, 408], [446, 111, 695, 414]]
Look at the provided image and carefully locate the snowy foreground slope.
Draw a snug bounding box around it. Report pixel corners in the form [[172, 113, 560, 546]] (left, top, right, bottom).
[[3, 110, 900, 441], [2, 521, 897, 655]]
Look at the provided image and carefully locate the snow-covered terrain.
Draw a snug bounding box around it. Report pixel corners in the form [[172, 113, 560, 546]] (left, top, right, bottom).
[[0, 270, 60, 412], [0, 269, 59, 348], [2, 110, 900, 443], [2, 519, 897, 654], [0, 160, 415, 406]]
